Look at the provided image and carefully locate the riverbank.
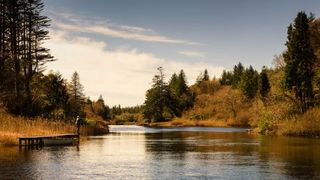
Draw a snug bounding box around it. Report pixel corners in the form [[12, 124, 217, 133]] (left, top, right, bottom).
[[273, 108, 320, 137], [0, 110, 109, 146], [138, 118, 242, 128], [132, 109, 320, 138]]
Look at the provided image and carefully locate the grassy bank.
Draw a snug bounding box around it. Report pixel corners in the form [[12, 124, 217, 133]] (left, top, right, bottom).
[[142, 119, 233, 127], [269, 108, 320, 137], [0, 111, 75, 146], [0, 110, 109, 146]]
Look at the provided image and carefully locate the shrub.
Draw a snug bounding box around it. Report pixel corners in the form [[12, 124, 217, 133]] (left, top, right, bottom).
[[258, 111, 272, 134]]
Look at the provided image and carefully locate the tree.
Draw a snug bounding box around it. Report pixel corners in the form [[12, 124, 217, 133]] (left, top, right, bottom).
[[44, 72, 69, 118], [29, 72, 69, 118], [0, 0, 53, 116], [309, 17, 320, 92], [220, 70, 233, 85], [0, 0, 9, 92], [309, 16, 320, 63], [177, 70, 194, 113], [93, 95, 110, 120], [143, 67, 178, 122], [68, 71, 85, 117], [196, 69, 210, 85], [69, 71, 84, 101], [232, 62, 244, 88], [22, 0, 53, 114], [272, 54, 286, 70], [224, 89, 242, 119], [203, 69, 209, 81], [168, 73, 179, 95], [240, 66, 259, 99], [177, 70, 188, 95], [259, 66, 271, 98], [168, 70, 195, 116], [283, 12, 315, 112]]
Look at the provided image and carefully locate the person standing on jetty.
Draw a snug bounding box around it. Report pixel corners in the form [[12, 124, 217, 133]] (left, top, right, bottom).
[[75, 116, 82, 136]]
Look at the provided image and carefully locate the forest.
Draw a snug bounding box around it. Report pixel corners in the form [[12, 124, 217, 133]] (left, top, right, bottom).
[[0, 0, 320, 146]]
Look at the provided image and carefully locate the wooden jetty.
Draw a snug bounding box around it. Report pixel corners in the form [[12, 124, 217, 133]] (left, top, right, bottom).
[[19, 134, 79, 147]]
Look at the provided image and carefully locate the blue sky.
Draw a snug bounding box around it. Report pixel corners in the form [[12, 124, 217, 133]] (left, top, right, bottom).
[[43, 0, 320, 106]]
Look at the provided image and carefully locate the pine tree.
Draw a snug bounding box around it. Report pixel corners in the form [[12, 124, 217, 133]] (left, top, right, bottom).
[[68, 71, 85, 117], [93, 95, 110, 120], [220, 70, 233, 85], [0, 0, 53, 115], [203, 69, 209, 81], [309, 16, 320, 92], [167, 70, 194, 116], [0, 0, 8, 91], [178, 70, 188, 95], [69, 71, 84, 101], [143, 67, 178, 122], [168, 73, 179, 95], [232, 62, 244, 87], [22, 0, 53, 113], [259, 67, 271, 98], [283, 12, 315, 112], [240, 66, 259, 99], [177, 70, 194, 113], [45, 72, 69, 118], [196, 69, 210, 85]]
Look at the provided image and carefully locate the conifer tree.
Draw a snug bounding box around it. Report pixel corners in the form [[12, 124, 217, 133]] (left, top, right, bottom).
[[203, 69, 209, 81], [259, 67, 271, 98], [68, 71, 85, 117], [0, 0, 53, 115], [44, 72, 69, 118], [220, 70, 233, 85], [143, 67, 168, 121], [240, 66, 259, 99], [232, 62, 244, 87], [283, 12, 315, 112], [178, 70, 188, 95], [93, 95, 110, 120], [143, 67, 181, 121], [169, 73, 179, 95]]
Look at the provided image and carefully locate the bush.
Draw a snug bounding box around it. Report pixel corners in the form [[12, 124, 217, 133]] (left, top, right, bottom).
[[258, 111, 272, 134]]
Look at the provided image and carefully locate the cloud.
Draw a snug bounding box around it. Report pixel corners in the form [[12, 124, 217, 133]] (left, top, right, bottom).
[[179, 50, 206, 58], [45, 31, 224, 106], [49, 11, 200, 45]]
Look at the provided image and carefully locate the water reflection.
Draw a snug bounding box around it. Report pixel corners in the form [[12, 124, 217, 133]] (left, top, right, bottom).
[[0, 126, 319, 179], [258, 136, 320, 179]]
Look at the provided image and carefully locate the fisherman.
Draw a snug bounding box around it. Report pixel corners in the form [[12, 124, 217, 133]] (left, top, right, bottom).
[[75, 116, 81, 136]]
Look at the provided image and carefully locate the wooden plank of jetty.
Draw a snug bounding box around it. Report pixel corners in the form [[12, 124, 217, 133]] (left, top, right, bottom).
[[19, 134, 79, 146]]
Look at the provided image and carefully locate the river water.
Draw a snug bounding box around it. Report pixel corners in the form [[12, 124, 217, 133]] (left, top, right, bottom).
[[0, 125, 319, 179]]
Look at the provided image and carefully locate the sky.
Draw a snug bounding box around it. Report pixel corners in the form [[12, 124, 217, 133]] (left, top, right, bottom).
[[43, 0, 320, 106]]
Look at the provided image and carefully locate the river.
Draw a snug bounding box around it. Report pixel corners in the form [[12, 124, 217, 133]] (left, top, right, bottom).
[[0, 125, 319, 179]]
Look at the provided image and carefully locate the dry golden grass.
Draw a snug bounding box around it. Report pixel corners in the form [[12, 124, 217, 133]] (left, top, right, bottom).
[[149, 118, 229, 127], [196, 119, 229, 127], [153, 118, 197, 127], [0, 110, 75, 146], [277, 108, 320, 137]]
